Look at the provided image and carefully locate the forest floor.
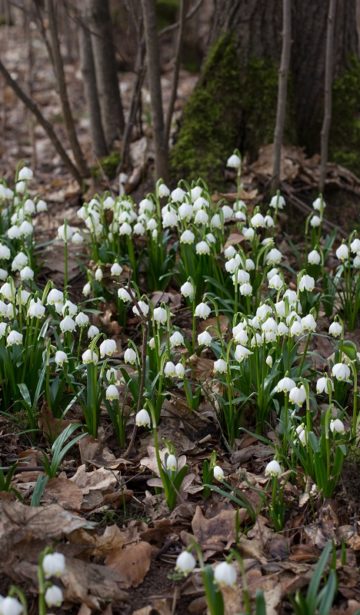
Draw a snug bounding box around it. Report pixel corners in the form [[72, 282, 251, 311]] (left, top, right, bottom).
[[1, 19, 360, 615]]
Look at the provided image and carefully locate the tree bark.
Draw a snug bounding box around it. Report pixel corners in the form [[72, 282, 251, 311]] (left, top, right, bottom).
[[87, 0, 125, 148], [320, 0, 337, 192], [141, 0, 169, 181], [272, 0, 292, 190], [173, 0, 360, 185], [78, 8, 109, 159], [0, 58, 83, 186], [165, 0, 186, 143], [46, 0, 89, 177]]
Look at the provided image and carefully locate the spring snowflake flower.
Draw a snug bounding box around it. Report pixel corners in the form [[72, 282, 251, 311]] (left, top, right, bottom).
[[214, 358, 227, 374], [226, 153, 241, 169], [60, 316, 76, 333], [350, 238, 360, 255], [250, 213, 265, 228], [194, 302, 211, 319], [196, 241, 210, 255], [178, 202, 193, 220], [111, 263, 123, 277], [106, 385, 119, 401], [171, 187, 186, 202], [55, 351, 67, 366], [36, 199, 47, 213], [210, 213, 222, 228], [136, 409, 151, 428], [316, 376, 333, 394], [276, 376, 296, 393], [62, 300, 77, 316], [307, 249, 321, 265], [330, 418, 345, 434], [158, 183, 170, 198], [289, 385, 306, 406], [176, 551, 196, 574], [45, 585, 64, 607], [164, 361, 176, 377], [213, 465, 224, 481], [100, 339, 117, 357], [329, 321, 342, 337], [6, 331, 23, 347], [194, 209, 209, 226], [0, 596, 23, 615], [133, 300, 149, 317], [234, 344, 252, 362], [265, 459, 282, 477], [312, 197, 325, 211], [197, 330, 212, 346], [332, 363, 350, 381], [83, 282, 91, 297], [180, 230, 195, 244], [8, 255, 22, 274], [233, 269, 250, 285], [20, 266, 34, 281], [162, 209, 178, 228], [18, 166, 33, 181], [47, 289, 64, 306], [75, 312, 89, 327], [166, 454, 177, 472], [124, 348, 137, 364], [296, 424, 308, 446], [214, 562, 237, 587], [336, 243, 349, 261], [42, 552, 66, 578], [243, 227, 255, 241], [298, 274, 315, 292], [28, 299, 45, 319], [57, 224, 74, 242], [301, 314, 317, 332], [270, 194, 285, 209], [268, 274, 284, 291], [0, 244, 10, 260], [153, 306, 167, 324], [310, 215, 321, 227], [265, 248, 282, 266], [118, 288, 131, 302], [175, 363, 185, 378], [170, 331, 184, 348], [239, 282, 252, 296], [224, 245, 236, 259], [95, 267, 103, 282], [82, 349, 99, 364]]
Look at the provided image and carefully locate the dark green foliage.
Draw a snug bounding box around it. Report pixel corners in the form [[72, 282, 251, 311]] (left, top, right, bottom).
[[331, 57, 360, 176], [170, 35, 279, 188], [92, 151, 121, 179]]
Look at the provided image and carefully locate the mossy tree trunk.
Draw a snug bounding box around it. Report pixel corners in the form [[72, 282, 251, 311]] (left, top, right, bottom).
[[171, 0, 360, 185]]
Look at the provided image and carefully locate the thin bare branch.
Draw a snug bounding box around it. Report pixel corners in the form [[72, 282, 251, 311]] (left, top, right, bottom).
[[165, 0, 186, 144], [320, 0, 337, 193], [272, 0, 291, 191]]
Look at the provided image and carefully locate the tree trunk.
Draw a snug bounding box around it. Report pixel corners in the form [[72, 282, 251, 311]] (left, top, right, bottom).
[[172, 0, 360, 186], [46, 0, 89, 177], [79, 8, 109, 159], [87, 0, 125, 149], [141, 0, 169, 181]]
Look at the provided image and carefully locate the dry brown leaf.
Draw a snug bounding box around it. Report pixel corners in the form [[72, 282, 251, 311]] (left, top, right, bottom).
[[42, 476, 84, 511], [61, 556, 128, 608], [132, 598, 172, 615], [0, 495, 93, 559], [106, 541, 153, 588], [198, 315, 229, 336], [191, 506, 247, 555]]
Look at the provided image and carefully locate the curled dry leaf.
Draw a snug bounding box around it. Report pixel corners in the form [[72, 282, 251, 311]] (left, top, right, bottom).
[[191, 506, 248, 556], [105, 541, 153, 588], [0, 494, 93, 560]]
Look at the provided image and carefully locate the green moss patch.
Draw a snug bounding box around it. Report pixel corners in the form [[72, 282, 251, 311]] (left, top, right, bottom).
[[170, 35, 280, 188], [331, 57, 360, 177]]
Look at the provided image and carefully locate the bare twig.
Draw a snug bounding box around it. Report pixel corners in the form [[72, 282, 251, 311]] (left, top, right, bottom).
[[46, 0, 89, 177], [165, 0, 186, 144], [320, 0, 337, 193], [272, 0, 291, 191], [159, 0, 204, 38], [141, 0, 169, 181], [0, 58, 83, 185], [121, 39, 146, 170]]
